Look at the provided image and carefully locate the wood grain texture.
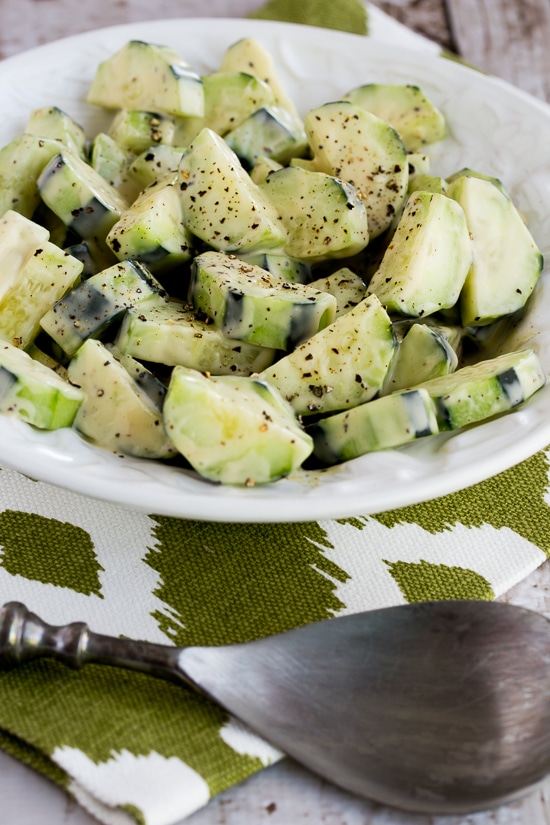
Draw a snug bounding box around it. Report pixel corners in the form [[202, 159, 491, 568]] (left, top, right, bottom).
[[445, 0, 550, 101], [372, 0, 454, 48]]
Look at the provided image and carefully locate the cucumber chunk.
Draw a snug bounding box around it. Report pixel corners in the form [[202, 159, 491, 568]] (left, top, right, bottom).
[[25, 106, 87, 159], [106, 177, 193, 274], [259, 294, 395, 416], [308, 388, 439, 465], [128, 144, 185, 191], [0, 135, 66, 218], [304, 100, 409, 238], [107, 109, 175, 154], [446, 175, 544, 327], [114, 299, 276, 375], [163, 366, 313, 485], [259, 165, 369, 263], [89, 133, 140, 202], [177, 128, 286, 255], [343, 84, 446, 151], [68, 339, 176, 459], [418, 348, 546, 429], [367, 191, 472, 318], [308, 268, 366, 318], [225, 105, 308, 166], [173, 70, 275, 146], [87, 40, 204, 118], [382, 322, 458, 394], [0, 341, 84, 429], [189, 250, 336, 351], [40, 259, 167, 357], [37, 151, 129, 244]]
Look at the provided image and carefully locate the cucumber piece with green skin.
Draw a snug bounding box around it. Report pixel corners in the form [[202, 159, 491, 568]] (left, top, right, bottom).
[[259, 165, 369, 263], [238, 251, 310, 284], [189, 250, 336, 351], [106, 176, 193, 274], [0, 210, 83, 349], [68, 339, 176, 459], [417, 348, 546, 430], [367, 191, 473, 318], [382, 322, 458, 394], [308, 268, 366, 318], [107, 110, 175, 155], [446, 167, 508, 195], [446, 175, 544, 327], [25, 106, 87, 159], [408, 173, 448, 195], [173, 71, 276, 146], [225, 105, 308, 167], [0, 135, 66, 218], [63, 239, 118, 280], [307, 388, 439, 465], [259, 294, 395, 416], [177, 128, 286, 255], [220, 38, 300, 121], [0, 340, 84, 429], [89, 133, 141, 202], [37, 150, 129, 244], [342, 84, 446, 152], [40, 259, 167, 357], [87, 40, 204, 118], [114, 299, 276, 375], [128, 144, 185, 191], [163, 366, 313, 485], [249, 155, 283, 185], [303, 100, 409, 239]]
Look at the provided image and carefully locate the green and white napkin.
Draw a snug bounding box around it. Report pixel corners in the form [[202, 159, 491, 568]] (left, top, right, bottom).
[[0, 2, 549, 824]]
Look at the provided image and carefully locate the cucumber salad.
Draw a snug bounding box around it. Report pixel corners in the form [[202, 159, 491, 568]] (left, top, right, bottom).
[[0, 36, 545, 486]]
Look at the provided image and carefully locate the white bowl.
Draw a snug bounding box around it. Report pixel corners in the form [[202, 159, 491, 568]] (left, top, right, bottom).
[[0, 17, 549, 522]]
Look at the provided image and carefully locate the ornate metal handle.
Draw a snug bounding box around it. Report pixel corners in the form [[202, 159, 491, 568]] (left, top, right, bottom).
[[0, 601, 194, 688]]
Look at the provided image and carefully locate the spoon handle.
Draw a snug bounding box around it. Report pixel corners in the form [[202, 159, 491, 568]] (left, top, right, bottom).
[[0, 601, 194, 688]]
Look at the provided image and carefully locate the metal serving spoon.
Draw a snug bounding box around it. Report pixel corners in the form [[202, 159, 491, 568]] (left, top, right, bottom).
[[2, 598, 550, 815]]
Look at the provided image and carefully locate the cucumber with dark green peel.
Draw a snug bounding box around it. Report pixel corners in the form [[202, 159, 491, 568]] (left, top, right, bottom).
[[225, 105, 308, 167], [173, 70, 275, 146], [163, 366, 313, 485], [446, 175, 544, 327], [408, 173, 448, 196], [68, 339, 176, 459], [259, 165, 369, 263], [418, 348, 546, 430], [367, 190, 472, 318], [89, 133, 141, 202], [128, 144, 185, 191], [303, 100, 409, 239], [114, 300, 276, 375], [382, 322, 458, 394], [25, 106, 87, 159], [249, 155, 283, 185], [259, 294, 395, 416], [40, 259, 167, 357], [107, 109, 175, 155], [308, 388, 439, 465], [37, 150, 129, 244], [177, 128, 287, 255], [189, 250, 336, 351], [342, 84, 447, 151], [0, 135, 66, 218], [446, 167, 508, 195], [308, 268, 367, 318], [106, 177, 193, 274], [87, 40, 204, 118], [238, 251, 310, 284], [0, 341, 84, 429]]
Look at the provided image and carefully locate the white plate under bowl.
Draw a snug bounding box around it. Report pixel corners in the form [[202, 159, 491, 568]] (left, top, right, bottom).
[[0, 18, 549, 523]]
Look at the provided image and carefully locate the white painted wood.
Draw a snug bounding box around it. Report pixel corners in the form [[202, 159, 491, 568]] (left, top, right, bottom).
[[445, 0, 550, 101]]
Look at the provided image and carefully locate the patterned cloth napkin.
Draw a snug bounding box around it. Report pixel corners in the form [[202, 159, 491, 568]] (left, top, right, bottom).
[[0, 1, 549, 824]]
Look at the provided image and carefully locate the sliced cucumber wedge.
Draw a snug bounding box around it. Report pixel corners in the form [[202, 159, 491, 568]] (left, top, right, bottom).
[[163, 366, 313, 485], [68, 339, 176, 459], [308, 388, 438, 465], [260, 294, 395, 416], [382, 322, 458, 394], [189, 250, 336, 351], [367, 191, 472, 318], [87, 40, 204, 118], [418, 348, 546, 429], [0, 135, 67, 218], [0, 341, 84, 429], [114, 299, 276, 375]]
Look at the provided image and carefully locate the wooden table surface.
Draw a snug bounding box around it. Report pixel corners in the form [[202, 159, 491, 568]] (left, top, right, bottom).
[[1, 1, 550, 823]]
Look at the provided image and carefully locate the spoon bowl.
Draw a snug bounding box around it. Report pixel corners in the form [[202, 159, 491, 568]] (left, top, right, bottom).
[[2, 599, 550, 814]]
